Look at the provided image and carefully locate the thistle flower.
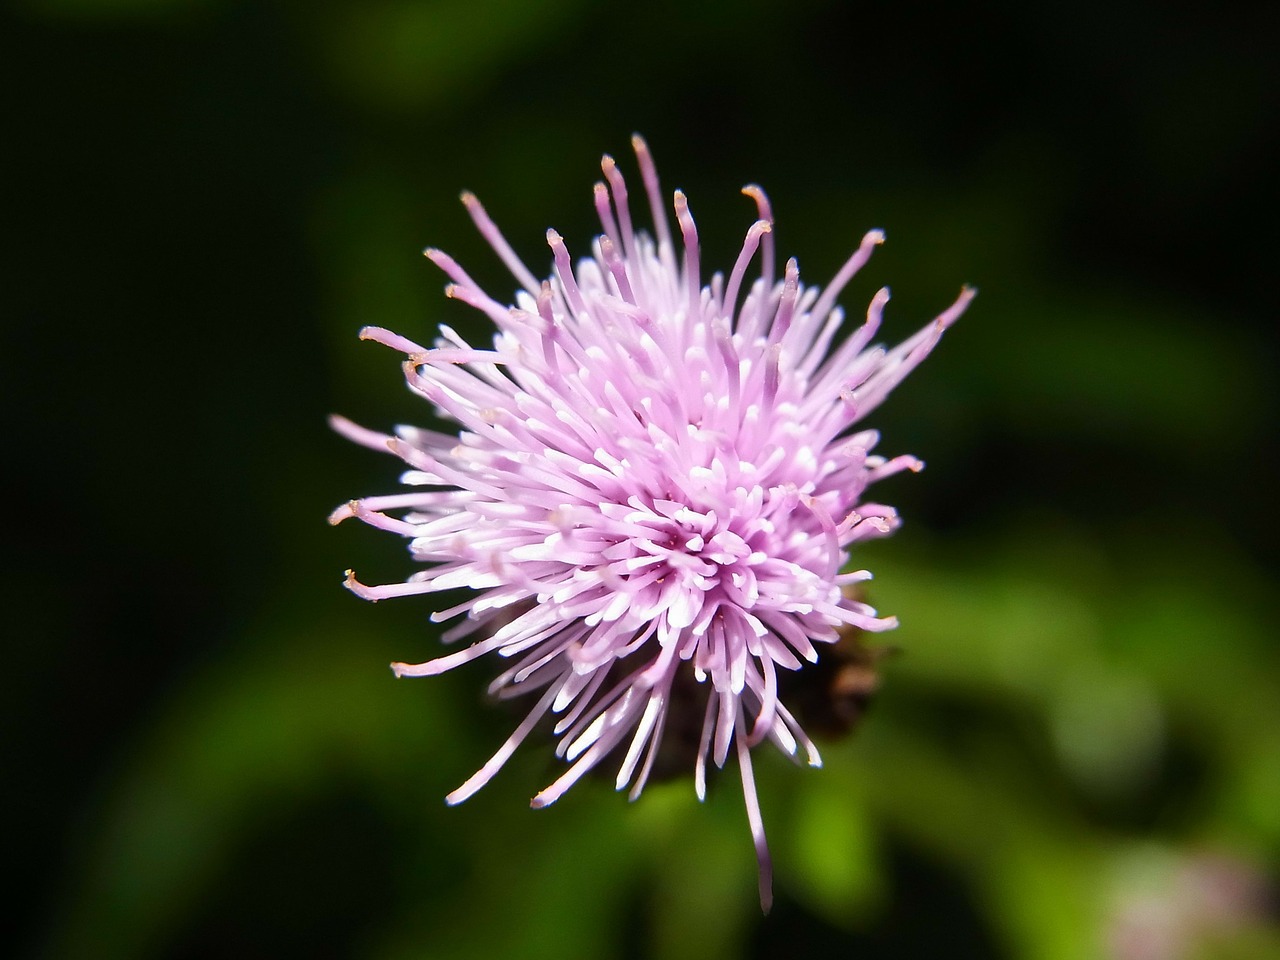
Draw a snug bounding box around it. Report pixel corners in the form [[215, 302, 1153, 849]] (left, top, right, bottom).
[[332, 136, 972, 911]]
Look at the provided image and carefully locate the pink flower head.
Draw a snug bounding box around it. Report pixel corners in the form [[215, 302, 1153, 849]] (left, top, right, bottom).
[[332, 136, 972, 911]]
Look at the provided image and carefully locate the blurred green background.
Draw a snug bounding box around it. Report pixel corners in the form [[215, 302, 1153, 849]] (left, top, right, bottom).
[[5, 1, 1278, 957]]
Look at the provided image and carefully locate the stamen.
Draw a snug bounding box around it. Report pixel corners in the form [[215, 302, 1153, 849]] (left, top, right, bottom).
[[741, 184, 776, 292], [809, 228, 885, 325], [446, 684, 561, 804], [769, 258, 800, 346], [598, 235, 636, 304], [852, 285, 976, 418], [593, 182, 620, 247], [800, 493, 841, 579], [390, 629, 512, 677], [546, 229, 588, 317], [328, 414, 394, 454], [723, 220, 772, 326], [747, 654, 778, 747], [673, 190, 700, 320], [615, 690, 666, 791], [735, 709, 774, 913], [359, 326, 428, 354], [631, 134, 673, 257], [423, 247, 496, 306], [459, 191, 541, 294], [762, 343, 782, 417], [695, 691, 717, 801], [532, 699, 640, 807], [712, 318, 741, 411], [343, 569, 435, 602], [627, 696, 669, 801], [601, 153, 637, 261]]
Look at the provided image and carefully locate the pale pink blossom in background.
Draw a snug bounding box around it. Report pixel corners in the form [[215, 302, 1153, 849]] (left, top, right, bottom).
[[1106, 849, 1272, 960], [332, 136, 972, 911]]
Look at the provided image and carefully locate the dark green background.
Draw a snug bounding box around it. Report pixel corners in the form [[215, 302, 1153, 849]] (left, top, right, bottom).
[[5, 1, 1278, 957]]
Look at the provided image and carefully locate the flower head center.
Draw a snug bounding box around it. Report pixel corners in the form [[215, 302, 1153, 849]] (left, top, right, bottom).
[[637, 505, 754, 580]]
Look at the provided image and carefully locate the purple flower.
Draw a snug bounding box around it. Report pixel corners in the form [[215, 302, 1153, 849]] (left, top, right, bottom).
[[332, 136, 972, 911]]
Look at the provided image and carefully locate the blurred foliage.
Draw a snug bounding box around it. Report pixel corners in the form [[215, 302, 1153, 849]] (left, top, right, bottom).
[[4, 0, 1277, 958]]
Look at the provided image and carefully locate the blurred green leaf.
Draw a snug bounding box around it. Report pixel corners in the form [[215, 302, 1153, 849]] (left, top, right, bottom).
[[312, 0, 592, 114], [47, 613, 456, 959], [784, 771, 883, 927]]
